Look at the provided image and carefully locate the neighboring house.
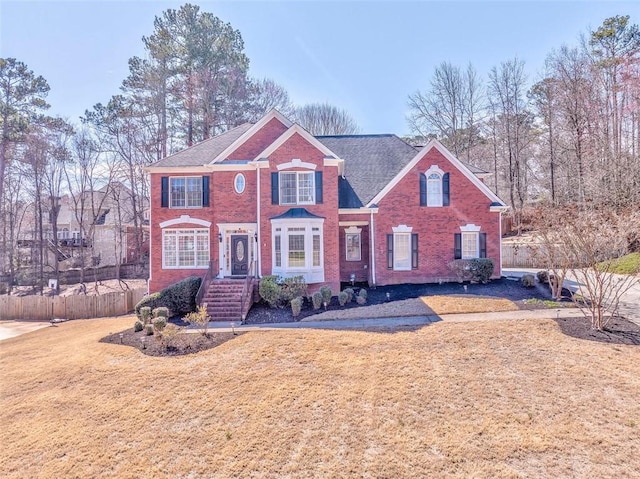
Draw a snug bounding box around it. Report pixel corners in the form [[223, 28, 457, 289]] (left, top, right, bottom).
[[16, 183, 149, 270], [146, 110, 508, 308]]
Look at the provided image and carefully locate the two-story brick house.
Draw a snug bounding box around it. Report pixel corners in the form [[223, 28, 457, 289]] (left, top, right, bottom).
[[146, 110, 507, 318]]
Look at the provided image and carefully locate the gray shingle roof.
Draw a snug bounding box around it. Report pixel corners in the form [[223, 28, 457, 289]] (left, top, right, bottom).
[[317, 134, 419, 208], [150, 123, 253, 167]]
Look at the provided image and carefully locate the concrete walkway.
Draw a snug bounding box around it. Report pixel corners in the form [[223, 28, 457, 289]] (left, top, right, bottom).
[[195, 307, 585, 333]]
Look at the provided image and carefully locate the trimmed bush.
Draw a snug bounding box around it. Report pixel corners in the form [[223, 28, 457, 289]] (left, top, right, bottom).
[[259, 275, 308, 308], [134, 321, 143, 333], [521, 274, 536, 288], [338, 291, 349, 306], [153, 317, 167, 333], [145, 324, 154, 336], [319, 286, 332, 305], [259, 275, 282, 308], [153, 307, 169, 319], [281, 276, 308, 303], [291, 297, 303, 317], [139, 307, 152, 325], [160, 323, 181, 349], [356, 289, 367, 305], [312, 291, 323, 310], [135, 276, 201, 319], [343, 288, 354, 303], [537, 270, 549, 284], [469, 258, 494, 283]]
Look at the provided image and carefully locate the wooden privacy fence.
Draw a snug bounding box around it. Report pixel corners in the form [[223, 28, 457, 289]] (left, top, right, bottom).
[[502, 244, 541, 268], [0, 288, 147, 321]]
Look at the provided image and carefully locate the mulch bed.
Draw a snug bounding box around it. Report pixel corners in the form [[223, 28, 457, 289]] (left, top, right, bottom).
[[554, 315, 640, 345], [101, 325, 243, 357], [244, 278, 571, 324]]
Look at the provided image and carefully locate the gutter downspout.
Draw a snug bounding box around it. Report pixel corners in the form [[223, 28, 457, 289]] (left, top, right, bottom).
[[256, 164, 262, 278], [370, 208, 376, 286]]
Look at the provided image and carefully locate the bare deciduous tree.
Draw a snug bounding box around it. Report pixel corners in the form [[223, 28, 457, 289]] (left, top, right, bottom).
[[293, 103, 360, 135]]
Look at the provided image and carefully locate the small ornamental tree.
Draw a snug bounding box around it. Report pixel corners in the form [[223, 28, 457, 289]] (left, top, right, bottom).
[[533, 206, 640, 330], [184, 305, 210, 336]]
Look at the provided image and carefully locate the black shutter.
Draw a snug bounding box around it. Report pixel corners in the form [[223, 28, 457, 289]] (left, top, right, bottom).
[[411, 234, 419, 269], [315, 171, 323, 204], [161, 177, 169, 208], [420, 173, 427, 206], [479, 233, 487, 258], [387, 234, 394, 269], [454, 233, 462, 259], [271, 172, 279, 205], [443, 173, 450, 206], [202, 176, 210, 207]]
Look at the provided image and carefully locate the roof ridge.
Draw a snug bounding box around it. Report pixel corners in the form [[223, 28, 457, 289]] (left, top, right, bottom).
[[315, 133, 398, 139]]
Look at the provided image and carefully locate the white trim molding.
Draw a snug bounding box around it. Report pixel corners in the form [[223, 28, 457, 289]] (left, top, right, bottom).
[[366, 139, 506, 208], [459, 223, 481, 232], [159, 215, 212, 228], [392, 224, 413, 233], [277, 158, 317, 171], [339, 221, 369, 226], [338, 208, 379, 215], [425, 164, 445, 176], [253, 124, 342, 161]]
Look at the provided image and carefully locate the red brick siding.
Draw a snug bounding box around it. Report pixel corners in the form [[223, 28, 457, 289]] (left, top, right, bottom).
[[227, 117, 289, 161], [373, 148, 501, 285], [259, 133, 341, 293]]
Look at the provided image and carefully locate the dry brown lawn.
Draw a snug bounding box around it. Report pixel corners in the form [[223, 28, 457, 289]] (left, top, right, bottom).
[[1, 316, 639, 478], [421, 295, 520, 315]]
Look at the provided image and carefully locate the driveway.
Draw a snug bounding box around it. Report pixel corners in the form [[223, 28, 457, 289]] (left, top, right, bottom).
[[0, 321, 50, 341], [504, 268, 640, 326]]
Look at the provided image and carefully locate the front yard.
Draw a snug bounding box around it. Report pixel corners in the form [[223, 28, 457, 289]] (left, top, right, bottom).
[[1, 315, 639, 478]]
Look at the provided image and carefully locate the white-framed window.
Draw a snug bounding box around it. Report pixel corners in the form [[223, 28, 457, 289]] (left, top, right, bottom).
[[394, 233, 411, 271], [170, 177, 202, 208], [425, 165, 444, 207], [279, 171, 315, 205], [271, 219, 324, 283], [462, 232, 479, 259], [162, 228, 209, 268], [234, 173, 246, 194], [345, 226, 362, 261]]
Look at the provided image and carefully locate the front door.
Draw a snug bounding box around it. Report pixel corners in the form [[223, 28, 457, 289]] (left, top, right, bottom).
[[231, 235, 249, 276]]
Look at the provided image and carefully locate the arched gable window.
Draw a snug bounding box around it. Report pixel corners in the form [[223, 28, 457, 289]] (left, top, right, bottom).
[[420, 165, 450, 207]]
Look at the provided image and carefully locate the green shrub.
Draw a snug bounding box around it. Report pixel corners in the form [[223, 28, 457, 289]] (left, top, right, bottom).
[[343, 288, 354, 303], [319, 286, 332, 305], [153, 317, 167, 333], [291, 297, 303, 317], [153, 307, 169, 319], [521, 274, 536, 288], [135, 276, 202, 319], [537, 270, 549, 284], [259, 275, 308, 308], [160, 323, 181, 349], [134, 321, 143, 332], [281, 276, 308, 302], [145, 324, 154, 336], [469, 258, 494, 283], [356, 289, 367, 305], [139, 307, 152, 324], [338, 291, 349, 306], [312, 291, 323, 310], [259, 275, 282, 308]]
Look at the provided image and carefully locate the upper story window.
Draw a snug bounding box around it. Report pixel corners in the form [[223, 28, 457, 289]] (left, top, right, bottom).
[[234, 173, 246, 194], [161, 176, 209, 209], [171, 177, 202, 208], [420, 165, 449, 207], [280, 171, 314, 205]]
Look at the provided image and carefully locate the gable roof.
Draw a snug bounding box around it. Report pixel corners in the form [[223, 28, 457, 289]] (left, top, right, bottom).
[[367, 139, 506, 207], [254, 124, 342, 161], [317, 134, 419, 207], [150, 123, 253, 167]]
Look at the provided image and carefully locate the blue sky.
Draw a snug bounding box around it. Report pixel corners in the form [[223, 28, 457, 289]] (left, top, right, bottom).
[[1, 1, 636, 135]]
